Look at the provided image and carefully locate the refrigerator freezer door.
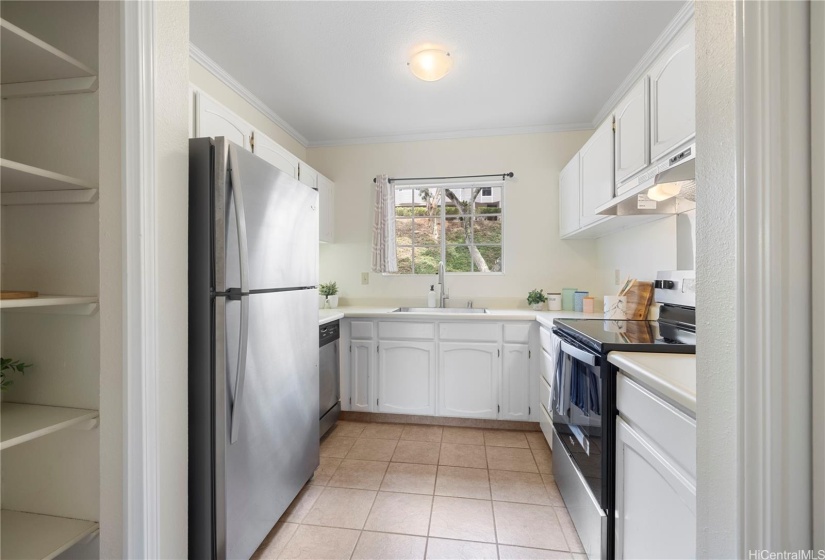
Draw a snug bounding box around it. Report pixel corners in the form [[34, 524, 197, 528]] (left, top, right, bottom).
[[223, 288, 320, 560], [225, 143, 318, 291]]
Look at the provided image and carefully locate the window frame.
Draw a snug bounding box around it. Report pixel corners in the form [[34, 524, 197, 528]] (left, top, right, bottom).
[[389, 181, 506, 276]]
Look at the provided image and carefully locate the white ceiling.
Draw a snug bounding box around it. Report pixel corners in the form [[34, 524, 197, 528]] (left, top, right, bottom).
[[190, 1, 685, 147]]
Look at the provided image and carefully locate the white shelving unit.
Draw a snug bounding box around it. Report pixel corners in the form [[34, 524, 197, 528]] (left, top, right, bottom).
[[0, 295, 98, 315], [1, 159, 99, 205], [0, 18, 98, 98], [1, 403, 99, 450], [1, 510, 99, 560]]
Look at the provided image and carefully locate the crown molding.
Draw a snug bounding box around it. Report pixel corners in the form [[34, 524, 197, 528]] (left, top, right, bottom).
[[590, 1, 695, 128], [305, 122, 594, 148], [189, 43, 309, 148]]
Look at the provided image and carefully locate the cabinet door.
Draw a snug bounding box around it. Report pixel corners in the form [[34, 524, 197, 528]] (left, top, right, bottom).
[[195, 91, 254, 150], [559, 153, 581, 238], [438, 342, 499, 419], [649, 20, 696, 161], [253, 132, 300, 178], [318, 174, 335, 243], [350, 340, 374, 412], [579, 116, 614, 227], [378, 341, 436, 415], [615, 417, 696, 560], [501, 343, 530, 420], [615, 78, 649, 184], [298, 162, 319, 189]]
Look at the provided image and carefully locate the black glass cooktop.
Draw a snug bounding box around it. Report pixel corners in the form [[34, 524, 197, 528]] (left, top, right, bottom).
[[553, 318, 696, 354]]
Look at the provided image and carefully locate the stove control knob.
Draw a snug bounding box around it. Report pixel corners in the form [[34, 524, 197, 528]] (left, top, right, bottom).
[[655, 280, 675, 289]]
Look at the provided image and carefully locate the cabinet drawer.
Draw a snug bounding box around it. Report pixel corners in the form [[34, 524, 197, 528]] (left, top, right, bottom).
[[439, 322, 500, 342], [617, 373, 696, 480], [351, 320, 374, 339], [540, 347, 555, 386], [503, 323, 531, 343], [379, 321, 435, 340], [539, 376, 553, 414], [539, 399, 554, 451], [539, 326, 554, 352]]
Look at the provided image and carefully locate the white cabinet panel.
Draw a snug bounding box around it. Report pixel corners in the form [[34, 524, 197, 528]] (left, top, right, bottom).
[[559, 153, 580, 238], [379, 321, 436, 340], [351, 320, 374, 339], [649, 20, 696, 161], [298, 162, 318, 189], [500, 343, 530, 420], [195, 91, 253, 150], [503, 323, 530, 343], [438, 342, 499, 419], [439, 322, 500, 342], [579, 116, 614, 226], [378, 341, 436, 415], [318, 173, 335, 243], [615, 417, 696, 560], [253, 131, 300, 178], [614, 78, 649, 184], [350, 340, 374, 412]]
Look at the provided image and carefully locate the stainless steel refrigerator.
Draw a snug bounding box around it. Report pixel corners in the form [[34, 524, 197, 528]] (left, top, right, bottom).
[[189, 137, 320, 559]]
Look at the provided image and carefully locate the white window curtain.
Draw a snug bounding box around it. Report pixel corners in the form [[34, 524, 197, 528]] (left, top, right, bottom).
[[372, 174, 398, 273]]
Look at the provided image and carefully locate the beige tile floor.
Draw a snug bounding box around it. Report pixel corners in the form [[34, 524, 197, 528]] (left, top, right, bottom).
[[252, 421, 586, 560]]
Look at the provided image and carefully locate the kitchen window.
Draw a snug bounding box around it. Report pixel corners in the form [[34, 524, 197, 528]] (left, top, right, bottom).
[[394, 183, 504, 274]]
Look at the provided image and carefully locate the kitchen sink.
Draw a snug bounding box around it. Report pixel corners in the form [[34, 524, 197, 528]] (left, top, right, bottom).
[[392, 307, 489, 314]]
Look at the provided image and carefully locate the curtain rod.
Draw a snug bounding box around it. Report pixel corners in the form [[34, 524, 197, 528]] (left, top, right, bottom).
[[373, 172, 514, 184]]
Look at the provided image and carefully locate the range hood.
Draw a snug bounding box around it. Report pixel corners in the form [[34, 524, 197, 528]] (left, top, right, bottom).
[[596, 144, 697, 216]]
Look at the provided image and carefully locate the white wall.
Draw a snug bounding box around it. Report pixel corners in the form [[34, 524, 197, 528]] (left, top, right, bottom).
[[307, 131, 601, 308], [190, 59, 307, 160], [695, 2, 739, 557], [155, 2, 190, 558]]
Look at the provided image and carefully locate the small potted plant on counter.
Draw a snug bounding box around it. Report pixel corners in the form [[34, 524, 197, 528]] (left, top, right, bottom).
[[320, 281, 339, 309], [527, 288, 547, 311], [1, 357, 32, 392]]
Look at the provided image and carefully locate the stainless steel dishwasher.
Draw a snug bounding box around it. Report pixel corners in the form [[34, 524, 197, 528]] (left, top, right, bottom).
[[319, 320, 341, 437]]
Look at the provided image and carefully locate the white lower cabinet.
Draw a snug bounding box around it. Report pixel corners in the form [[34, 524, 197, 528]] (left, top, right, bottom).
[[615, 374, 696, 560], [350, 340, 374, 412], [438, 342, 500, 419], [377, 341, 436, 415], [500, 343, 530, 420]]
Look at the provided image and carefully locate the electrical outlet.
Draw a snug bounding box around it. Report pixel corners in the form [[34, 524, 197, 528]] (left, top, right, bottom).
[[361, 272, 369, 285], [614, 269, 622, 285]]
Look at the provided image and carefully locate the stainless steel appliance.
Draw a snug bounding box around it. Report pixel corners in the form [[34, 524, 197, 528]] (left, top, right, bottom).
[[551, 270, 696, 559], [319, 320, 341, 437], [189, 137, 320, 559]]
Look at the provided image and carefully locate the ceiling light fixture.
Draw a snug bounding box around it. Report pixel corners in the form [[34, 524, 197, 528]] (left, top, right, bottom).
[[408, 49, 452, 82]]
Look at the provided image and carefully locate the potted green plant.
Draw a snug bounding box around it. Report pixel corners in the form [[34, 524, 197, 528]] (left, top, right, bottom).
[[1, 357, 31, 392], [319, 281, 339, 309], [527, 288, 547, 311]]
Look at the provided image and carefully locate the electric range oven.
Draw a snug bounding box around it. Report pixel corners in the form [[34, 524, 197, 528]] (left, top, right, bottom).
[[550, 271, 696, 559]]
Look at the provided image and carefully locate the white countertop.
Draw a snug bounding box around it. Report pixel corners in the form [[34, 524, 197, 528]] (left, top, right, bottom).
[[608, 352, 697, 415], [321, 306, 601, 324]]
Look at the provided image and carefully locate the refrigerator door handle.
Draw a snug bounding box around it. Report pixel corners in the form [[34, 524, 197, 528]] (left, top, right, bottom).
[[230, 294, 249, 444], [228, 144, 250, 294]]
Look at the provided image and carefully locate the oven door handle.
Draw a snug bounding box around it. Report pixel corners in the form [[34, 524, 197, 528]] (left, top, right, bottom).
[[560, 339, 600, 367]]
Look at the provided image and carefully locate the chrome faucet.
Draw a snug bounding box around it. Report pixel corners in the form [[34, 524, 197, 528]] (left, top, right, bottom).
[[438, 261, 449, 308]]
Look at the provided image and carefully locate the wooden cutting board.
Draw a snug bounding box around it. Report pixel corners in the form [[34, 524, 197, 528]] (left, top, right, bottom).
[[624, 282, 653, 320], [0, 290, 38, 300]]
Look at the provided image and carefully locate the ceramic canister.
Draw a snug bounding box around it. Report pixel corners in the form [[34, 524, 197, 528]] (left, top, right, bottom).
[[562, 288, 577, 311], [583, 297, 595, 314], [574, 291, 588, 312], [547, 293, 562, 311]]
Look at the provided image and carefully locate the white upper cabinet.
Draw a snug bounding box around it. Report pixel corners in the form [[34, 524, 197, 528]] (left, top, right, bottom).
[[298, 162, 318, 189], [649, 20, 696, 161], [318, 173, 335, 243], [500, 343, 530, 420], [438, 342, 500, 419], [579, 116, 614, 226], [195, 91, 254, 151], [614, 78, 649, 185], [253, 131, 300, 178], [559, 153, 581, 238], [377, 341, 437, 415]]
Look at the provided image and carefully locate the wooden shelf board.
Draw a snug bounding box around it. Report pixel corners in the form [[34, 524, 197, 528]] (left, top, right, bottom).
[[1, 403, 99, 450], [1, 510, 98, 560], [1, 19, 95, 86], [0, 295, 98, 314], [1, 159, 97, 193]]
